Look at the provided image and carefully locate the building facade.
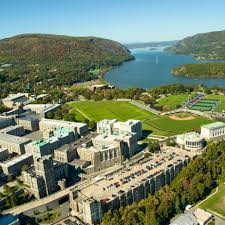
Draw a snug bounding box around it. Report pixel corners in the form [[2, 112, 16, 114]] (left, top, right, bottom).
[[97, 119, 142, 140], [70, 147, 194, 224], [39, 118, 88, 137], [0, 153, 33, 176], [176, 132, 204, 152], [25, 127, 76, 158], [0, 133, 31, 154], [201, 122, 225, 140]]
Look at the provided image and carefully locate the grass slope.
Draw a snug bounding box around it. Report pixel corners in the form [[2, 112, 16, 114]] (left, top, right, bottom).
[[199, 185, 225, 218], [68, 101, 212, 136], [156, 94, 189, 111]]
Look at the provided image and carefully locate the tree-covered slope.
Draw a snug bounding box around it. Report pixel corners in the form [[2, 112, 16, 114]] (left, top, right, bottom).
[[171, 62, 225, 77], [0, 34, 134, 93], [167, 30, 225, 60]]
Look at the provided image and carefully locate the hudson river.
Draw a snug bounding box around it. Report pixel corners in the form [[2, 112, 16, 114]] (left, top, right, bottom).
[[105, 48, 225, 89]]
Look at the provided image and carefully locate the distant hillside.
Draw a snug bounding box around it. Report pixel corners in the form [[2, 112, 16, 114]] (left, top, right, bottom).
[[171, 62, 225, 78], [125, 40, 177, 49], [0, 34, 134, 93], [167, 30, 225, 60]]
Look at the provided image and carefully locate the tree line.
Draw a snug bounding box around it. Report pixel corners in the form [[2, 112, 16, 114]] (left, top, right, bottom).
[[100, 141, 225, 225]]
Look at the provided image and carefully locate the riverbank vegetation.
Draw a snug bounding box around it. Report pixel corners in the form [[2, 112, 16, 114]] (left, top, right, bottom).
[[100, 141, 225, 225], [171, 62, 225, 78]]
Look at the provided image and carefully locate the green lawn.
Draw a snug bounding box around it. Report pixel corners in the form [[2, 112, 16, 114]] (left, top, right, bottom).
[[68, 101, 213, 136], [156, 94, 189, 111], [199, 184, 225, 218], [206, 94, 225, 112]]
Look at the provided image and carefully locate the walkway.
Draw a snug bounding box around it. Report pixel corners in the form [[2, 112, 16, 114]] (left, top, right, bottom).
[[129, 101, 161, 115], [195, 187, 219, 207]]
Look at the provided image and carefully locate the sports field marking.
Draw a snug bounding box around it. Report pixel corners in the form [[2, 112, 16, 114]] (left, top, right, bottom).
[[169, 115, 195, 121]]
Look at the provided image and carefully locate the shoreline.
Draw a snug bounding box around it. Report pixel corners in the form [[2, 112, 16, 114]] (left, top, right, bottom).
[[101, 55, 135, 86]]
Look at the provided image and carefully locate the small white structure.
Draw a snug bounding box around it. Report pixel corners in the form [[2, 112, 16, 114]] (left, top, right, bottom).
[[193, 208, 213, 225], [201, 121, 225, 140], [176, 132, 204, 152]]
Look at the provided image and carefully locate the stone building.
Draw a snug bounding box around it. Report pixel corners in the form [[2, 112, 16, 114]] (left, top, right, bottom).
[[176, 132, 204, 152], [25, 127, 76, 158], [0, 148, 9, 161], [97, 119, 142, 140], [0, 153, 33, 176], [200, 121, 225, 140], [70, 147, 195, 224], [22, 155, 69, 199], [54, 144, 77, 163], [0, 125, 25, 136], [0, 133, 31, 154], [76, 133, 138, 173], [0, 116, 15, 129], [2, 93, 29, 108], [39, 118, 88, 137]]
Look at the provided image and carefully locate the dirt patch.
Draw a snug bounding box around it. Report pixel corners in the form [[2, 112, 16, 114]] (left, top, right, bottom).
[[169, 115, 196, 121]]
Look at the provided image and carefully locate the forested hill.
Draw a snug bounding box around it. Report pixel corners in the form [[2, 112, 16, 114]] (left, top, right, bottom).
[[167, 30, 225, 60], [0, 34, 134, 93], [171, 62, 225, 77]]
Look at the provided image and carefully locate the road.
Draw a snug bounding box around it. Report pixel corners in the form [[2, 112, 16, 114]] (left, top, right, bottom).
[[2, 164, 124, 215], [2, 179, 90, 215], [130, 101, 161, 115]]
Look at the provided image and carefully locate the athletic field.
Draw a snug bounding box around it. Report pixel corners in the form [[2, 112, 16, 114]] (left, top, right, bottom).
[[190, 99, 219, 112], [68, 101, 212, 136]]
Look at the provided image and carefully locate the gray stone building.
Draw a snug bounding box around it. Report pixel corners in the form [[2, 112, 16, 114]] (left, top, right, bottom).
[[0, 153, 33, 176], [0, 133, 31, 154], [70, 147, 195, 224], [22, 155, 69, 199]]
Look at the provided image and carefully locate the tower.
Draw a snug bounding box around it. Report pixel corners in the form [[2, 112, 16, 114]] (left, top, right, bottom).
[[34, 155, 58, 195]]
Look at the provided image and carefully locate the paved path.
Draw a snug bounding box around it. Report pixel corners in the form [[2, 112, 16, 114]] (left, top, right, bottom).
[[195, 186, 225, 222], [129, 101, 161, 115], [196, 187, 219, 207], [74, 108, 92, 121]]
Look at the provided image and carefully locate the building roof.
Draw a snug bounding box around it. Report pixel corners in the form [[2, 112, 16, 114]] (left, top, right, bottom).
[[40, 118, 87, 128], [2, 93, 27, 101], [201, 121, 225, 130], [75, 147, 195, 202], [0, 153, 32, 166], [24, 103, 60, 114], [24, 130, 43, 141], [0, 125, 23, 133], [170, 212, 198, 225], [193, 208, 213, 224], [177, 132, 203, 142], [30, 127, 74, 148], [0, 133, 31, 144]]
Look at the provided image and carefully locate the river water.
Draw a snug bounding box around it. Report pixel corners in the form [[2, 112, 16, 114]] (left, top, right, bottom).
[[104, 48, 225, 89]]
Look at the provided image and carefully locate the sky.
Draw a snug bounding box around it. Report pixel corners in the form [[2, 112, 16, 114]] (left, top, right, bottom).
[[0, 0, 225, 43]]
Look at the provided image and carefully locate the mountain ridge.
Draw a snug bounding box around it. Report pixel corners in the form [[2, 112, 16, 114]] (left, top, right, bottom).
[[0, 33, 134, 93], [167, 29, 225, 60]]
